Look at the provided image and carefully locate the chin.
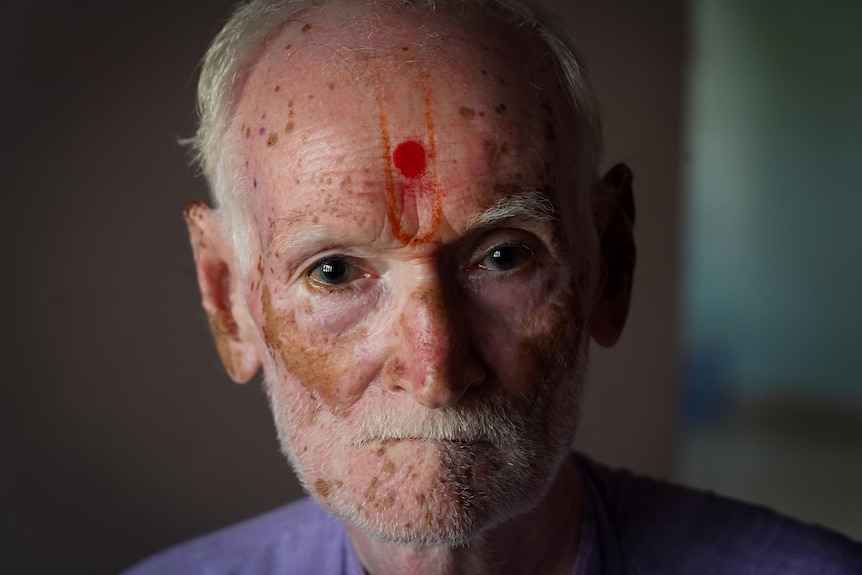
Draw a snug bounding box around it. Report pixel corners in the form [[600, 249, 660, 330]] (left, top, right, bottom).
[[319, 437, 553, 547]]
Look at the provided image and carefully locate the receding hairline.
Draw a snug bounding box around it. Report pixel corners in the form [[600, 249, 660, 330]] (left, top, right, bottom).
[[192, 0, 602, 180], [190, 0, 604, 274]]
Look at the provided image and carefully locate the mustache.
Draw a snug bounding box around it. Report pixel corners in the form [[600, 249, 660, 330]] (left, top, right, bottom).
[[350, 392, 532, 447]]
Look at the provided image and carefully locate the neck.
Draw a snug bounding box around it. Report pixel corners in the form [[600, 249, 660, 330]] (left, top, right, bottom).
[[345, 458, 583, 575]]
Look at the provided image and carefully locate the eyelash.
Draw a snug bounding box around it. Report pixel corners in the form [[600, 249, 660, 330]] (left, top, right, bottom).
[[305, 256, 371, 292], [475, 242, 536, 273]]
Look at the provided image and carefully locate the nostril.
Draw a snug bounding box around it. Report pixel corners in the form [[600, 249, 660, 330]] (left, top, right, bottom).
[[382, 360, 408, 392]]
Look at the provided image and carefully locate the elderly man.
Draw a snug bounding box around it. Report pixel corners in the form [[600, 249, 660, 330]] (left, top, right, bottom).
[[127, 0, 862, 573]]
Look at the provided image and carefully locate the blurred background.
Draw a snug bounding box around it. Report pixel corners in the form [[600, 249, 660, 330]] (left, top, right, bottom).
[[1, 0, 859, 573]]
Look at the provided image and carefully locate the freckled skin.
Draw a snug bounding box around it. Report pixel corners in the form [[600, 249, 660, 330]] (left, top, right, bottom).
[[261, 284, 370, 408], [224, 3, 602, 573]]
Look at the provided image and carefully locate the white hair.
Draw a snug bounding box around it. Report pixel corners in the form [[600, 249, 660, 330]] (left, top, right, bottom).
[[187, 0, 603, 271]]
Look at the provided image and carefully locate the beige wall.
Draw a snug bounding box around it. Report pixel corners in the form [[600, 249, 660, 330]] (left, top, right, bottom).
[[1, 1, 686, 572]]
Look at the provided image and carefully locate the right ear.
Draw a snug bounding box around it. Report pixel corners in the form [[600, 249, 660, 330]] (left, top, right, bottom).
[[184, 201, 261, 383]]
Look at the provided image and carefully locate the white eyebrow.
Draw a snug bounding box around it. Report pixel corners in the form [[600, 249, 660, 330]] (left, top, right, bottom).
[[269, 222, 345, 262], [463, 189, 558, 232]]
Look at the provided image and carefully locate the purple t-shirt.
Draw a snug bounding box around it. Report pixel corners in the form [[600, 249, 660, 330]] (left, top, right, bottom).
[[124, 453, 862, 574]]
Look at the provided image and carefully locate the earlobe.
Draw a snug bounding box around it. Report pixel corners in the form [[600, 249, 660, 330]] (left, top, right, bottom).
[[589, 164, 636, 347], [185, 201, 261, 383]]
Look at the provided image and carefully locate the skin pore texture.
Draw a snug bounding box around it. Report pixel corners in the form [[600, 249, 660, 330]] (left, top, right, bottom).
[[187, 2, 635, 574]]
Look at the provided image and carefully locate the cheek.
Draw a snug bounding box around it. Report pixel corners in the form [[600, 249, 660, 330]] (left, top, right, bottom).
[[473, 274, 579, 396], [259, 282, 385, 410]]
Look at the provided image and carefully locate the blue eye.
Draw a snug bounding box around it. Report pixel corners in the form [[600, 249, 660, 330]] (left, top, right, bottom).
[[308, 256, 356, 286], [479, 244, 533, 272]]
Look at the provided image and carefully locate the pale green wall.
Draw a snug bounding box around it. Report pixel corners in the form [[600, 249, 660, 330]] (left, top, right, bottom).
[[686, 0, 862, 400]]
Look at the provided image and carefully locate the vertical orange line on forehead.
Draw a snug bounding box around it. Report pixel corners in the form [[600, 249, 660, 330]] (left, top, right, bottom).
[[375, 81, 411, 245], [413, 78, 443, 244]]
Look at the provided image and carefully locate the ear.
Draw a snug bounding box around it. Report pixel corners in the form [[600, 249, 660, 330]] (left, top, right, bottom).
[[589, 164, 636, 347], [184, 201, 261, 383]]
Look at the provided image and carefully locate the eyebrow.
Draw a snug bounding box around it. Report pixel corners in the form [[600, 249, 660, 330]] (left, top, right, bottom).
[[463, 189, 558, 232], [269, 222, 349, 263]]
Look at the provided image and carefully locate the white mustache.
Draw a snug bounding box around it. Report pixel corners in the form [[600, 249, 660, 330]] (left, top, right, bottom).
[[350, 395, 531, 447]]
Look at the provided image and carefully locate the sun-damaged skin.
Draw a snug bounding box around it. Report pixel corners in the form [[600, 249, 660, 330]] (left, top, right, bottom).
[[186, 3, 635, 574]]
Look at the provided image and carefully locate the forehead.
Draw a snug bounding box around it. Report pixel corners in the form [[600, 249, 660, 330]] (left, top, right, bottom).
[[232, 2, 578, 242]]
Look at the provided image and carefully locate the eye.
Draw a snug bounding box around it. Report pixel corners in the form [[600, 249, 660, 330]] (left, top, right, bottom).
[[307, 256, 368, 288], [478, 243, 534, 272]]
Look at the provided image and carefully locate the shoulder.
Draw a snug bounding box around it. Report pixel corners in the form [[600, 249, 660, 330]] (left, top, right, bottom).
[[122, 497, 355, 575], [574, 452, 862, 575]]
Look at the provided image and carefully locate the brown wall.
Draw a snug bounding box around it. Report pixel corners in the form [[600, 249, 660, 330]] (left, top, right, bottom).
[[0, 1, 686, 572]]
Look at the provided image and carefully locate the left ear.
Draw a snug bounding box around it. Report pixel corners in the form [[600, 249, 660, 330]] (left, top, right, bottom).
[[589, 163, 636, 347], [184, 201, 262, 383]]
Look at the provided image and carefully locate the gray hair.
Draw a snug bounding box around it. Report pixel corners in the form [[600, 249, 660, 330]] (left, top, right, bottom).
[[188, 0, 603, 270]]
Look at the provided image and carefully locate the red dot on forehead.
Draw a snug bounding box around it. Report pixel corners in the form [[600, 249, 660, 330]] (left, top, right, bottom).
[[392, 140, 426, 178]]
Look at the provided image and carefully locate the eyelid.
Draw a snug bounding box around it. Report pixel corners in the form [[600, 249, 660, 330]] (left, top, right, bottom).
[[304, 254, 376, 293], [467, 228, 545, 267]]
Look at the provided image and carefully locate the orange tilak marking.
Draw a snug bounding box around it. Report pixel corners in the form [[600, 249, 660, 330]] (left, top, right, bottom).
[[412, 78, 443, 244], [374, 73, 444, 245], [376, 110, 412, 244]]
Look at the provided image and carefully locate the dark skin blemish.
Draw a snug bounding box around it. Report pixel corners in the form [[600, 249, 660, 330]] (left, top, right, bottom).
[[365, 476, 379, 501], [314, 479, 332, 498], [313, 478, 343, 499], [266, 133, 279, 147], [261, 285, 368, 409], [301, 23, 312, 32], [380, 492, 396, 510], [458, 106, 476, 120], [285, 121, 295, 133], [274, 85, 280, 92], [495, 103, 506, 114], [245, 127, 251, 139]]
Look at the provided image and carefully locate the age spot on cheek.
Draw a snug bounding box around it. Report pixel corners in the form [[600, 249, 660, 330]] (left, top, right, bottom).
[[392, 140, 426, 179], [260, 285, 368, 410]]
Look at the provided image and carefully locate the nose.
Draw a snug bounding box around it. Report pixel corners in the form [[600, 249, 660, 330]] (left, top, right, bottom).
[[383, 282, 485, 409]]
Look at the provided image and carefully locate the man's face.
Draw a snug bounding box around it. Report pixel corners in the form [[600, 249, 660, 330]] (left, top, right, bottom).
[[229, 5, 598, 545]]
